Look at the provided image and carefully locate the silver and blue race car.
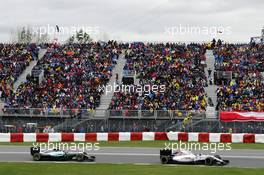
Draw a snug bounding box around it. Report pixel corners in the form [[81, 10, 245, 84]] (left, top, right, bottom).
[[30, 147, 96, 162], [160, 149, 229, 166]]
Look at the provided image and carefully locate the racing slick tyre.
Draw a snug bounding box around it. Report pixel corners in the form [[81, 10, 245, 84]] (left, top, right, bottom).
[[160, 156, 169, 164], [33, 153, 41, 161], [76, 154, 85, 161], [205, 157, 214, 166]]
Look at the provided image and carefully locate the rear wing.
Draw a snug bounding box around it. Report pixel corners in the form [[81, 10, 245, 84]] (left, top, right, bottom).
[[160, 149, 172, 156]]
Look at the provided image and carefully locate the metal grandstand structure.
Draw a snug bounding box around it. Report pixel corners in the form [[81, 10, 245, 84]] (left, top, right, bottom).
[[250, 26, 264, 43]]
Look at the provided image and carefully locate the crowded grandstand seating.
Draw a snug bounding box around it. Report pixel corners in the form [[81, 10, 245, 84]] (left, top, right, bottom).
[[0, 43, 38, 99], [214, 44, 264, 73], [1, 41, 264, 133], [3, 41, 120, 114], [109, 43, 208, 112], [214, 44, 264, 111]]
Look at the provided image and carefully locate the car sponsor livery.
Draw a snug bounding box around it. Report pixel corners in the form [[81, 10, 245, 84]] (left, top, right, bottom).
[[30, 146, 96, 162], [160, 149, 229, 166]]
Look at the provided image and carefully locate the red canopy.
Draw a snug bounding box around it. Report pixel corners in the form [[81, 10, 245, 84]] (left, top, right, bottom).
[[220, 111, 264, 122]]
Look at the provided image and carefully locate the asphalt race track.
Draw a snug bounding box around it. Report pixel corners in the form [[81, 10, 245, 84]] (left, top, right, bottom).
[[0, 146, 264, 168]]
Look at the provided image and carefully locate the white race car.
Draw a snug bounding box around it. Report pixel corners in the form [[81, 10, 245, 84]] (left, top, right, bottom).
[[160, 149, 229, 166]]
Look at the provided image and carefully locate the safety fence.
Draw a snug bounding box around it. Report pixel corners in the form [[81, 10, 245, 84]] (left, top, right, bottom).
[[1, 117, 264, 134], [1, 108, 206, 119]]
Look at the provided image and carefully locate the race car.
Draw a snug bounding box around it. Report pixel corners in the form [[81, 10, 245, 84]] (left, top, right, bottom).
[[160, 149, 229, 166], [30, 146, 96, 162]]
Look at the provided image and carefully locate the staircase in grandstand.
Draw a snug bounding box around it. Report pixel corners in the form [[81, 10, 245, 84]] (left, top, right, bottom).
[[94, 54, 127, 118], [204, 49, 218, 118], [13, 49, 47, 91]]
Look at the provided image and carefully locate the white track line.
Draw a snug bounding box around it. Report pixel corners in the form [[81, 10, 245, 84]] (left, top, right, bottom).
[[1, 152, 264, 159], [0, 145, 263, 152], [0, 161, 261, 169]]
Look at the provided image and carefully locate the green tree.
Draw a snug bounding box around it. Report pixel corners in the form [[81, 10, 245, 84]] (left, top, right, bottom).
[[66, 29, 92, 44]]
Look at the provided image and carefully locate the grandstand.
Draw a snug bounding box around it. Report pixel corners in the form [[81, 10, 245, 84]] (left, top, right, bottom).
[[0, 39, 263, 133], [214, 44, 264, 111]]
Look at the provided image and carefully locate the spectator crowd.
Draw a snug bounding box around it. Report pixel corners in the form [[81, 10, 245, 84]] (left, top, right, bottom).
[[214, 44, 264, 111], [109, 43, 208, 112], [0, 43, 38, 99], [4, 41, 120, 114]]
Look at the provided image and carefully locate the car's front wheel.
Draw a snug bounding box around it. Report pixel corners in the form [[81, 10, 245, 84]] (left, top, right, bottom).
[[205, 157, 214, 166], [33, 153, 41, 161], [160, 156, 169, 164], [76, 154, 85, 161]]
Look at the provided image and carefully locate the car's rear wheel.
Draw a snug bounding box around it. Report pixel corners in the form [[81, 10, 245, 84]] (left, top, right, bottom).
[[160, 156, 169, 164], [205, 157, 214, 166], [76, 154, 85, 161], [33, 153, 41, 161]]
